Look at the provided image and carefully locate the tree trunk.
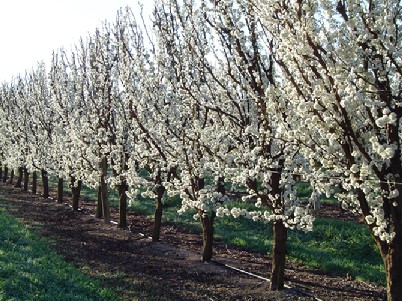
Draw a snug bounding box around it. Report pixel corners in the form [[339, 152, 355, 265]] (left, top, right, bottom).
[[23, 167, 29, 191], [71, 177, 82, 211], [313, 195, 321, 210], [32, 171, 37, 194], [270, 220, 288, 290], [0, 165, 3, 180], [3, 166, 8, 183], [200, 212, 215, 262], [377, 225, 402, 301], [118, 182, 129, 229], [8, 169, 14, 185], [57, 177, 64, 204], [196, 177, 225, 260], [41, 169, 49, 198], [95, 186, 103, 218], [194, 176, 215, 261], [266, 166, 288, 291], [152, 184, 166, 242], [100, 157, 110, 223], [15, 167, 23, 188]]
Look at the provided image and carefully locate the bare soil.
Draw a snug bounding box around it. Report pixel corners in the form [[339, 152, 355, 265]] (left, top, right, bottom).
[[0, 181, 386, 300]]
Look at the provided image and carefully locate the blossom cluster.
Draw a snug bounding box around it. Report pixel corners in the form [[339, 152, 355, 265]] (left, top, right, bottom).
[[252, 0, 401, 243]]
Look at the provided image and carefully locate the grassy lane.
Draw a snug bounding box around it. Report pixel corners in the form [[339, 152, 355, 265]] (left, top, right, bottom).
[[0, 208, 118, 301]]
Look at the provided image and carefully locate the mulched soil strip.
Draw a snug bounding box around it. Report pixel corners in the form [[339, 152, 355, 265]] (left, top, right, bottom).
[[211, 260, 324, 301]]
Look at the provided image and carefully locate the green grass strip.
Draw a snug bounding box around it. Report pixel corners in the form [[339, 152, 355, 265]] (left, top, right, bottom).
[[0, 209, 118, 301]]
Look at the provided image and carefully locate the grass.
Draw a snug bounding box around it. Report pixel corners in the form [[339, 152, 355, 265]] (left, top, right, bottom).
[[0, 208, 118, 301], [296, 182, 338, 204], [287, 218, 384, 284], [48, 176, 385, 285]]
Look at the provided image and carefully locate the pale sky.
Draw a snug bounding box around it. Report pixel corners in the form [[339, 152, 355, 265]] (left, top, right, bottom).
[[0, 0, 153, 82]]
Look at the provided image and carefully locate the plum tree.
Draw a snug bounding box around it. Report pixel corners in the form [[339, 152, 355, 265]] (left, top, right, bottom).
[[251, 0, 402, 299]]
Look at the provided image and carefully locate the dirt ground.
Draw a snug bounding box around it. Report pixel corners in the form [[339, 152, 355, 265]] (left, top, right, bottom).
[[0, 181, 386, 300]]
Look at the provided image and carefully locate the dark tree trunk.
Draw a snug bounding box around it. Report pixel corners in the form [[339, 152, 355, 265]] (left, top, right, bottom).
[[23, 167, 29, 191], [118, 182, 129, 229], [151, 168, 178, 241], [356, 184, 402, 301], [15, 167, 23, 188], [217, 176, 225, 195], [197, 177, 225, 260], [152, 192, 164, 241], [116, 152, 130, 229], [41, 169, 49, 198], [99, 157, 110, 223], [193, 176, 216, 261], [267, 166, 288, 291], [57, 177, 64, 204], [0, 165, 3, 180], [32, 171, 37, 194], [270, 220, 288, 290], [200, 212, 215, 262], [3, 166, 8, 183], [377, 224, 402, 301], [95, 186, 103, 218], [152, 183, 166, 242], [8, 169, 14, 185], [71, 177, 82, 211]]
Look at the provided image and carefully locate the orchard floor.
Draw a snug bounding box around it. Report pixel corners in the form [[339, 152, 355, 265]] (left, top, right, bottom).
[[0, 182, 386, 301]]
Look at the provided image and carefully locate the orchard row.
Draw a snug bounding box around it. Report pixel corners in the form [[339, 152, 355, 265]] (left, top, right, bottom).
[[0, 1, 401, 299]]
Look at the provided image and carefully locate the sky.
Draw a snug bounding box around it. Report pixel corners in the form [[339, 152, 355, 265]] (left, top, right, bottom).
[[0, 0, 153, 83]]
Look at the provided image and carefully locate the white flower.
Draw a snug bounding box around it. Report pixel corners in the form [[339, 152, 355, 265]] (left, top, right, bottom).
[[216, 207, 229, 217], [380, 146, 395, 159], [365, 215, 375, 225], [231, 207, 241, 218], [350, 164, 359, 174], [389, 189, 399, 199]]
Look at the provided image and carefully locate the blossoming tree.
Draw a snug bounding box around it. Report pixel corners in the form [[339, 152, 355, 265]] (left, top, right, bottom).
[[153, 0, 314, 288], [252, 0, 402, 299]]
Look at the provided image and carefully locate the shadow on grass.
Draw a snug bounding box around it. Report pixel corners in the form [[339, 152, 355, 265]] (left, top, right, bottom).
[[287, 218, 384, 285]]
